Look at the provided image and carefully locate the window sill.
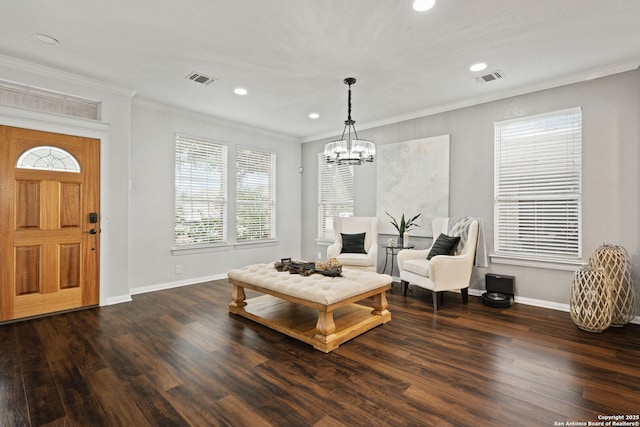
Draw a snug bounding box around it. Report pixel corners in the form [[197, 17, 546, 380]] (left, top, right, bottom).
[[233, 239, 279, 249], [315, 238, 333, 246], [490, 254, 586, 271], [172, 243, 231, 256]]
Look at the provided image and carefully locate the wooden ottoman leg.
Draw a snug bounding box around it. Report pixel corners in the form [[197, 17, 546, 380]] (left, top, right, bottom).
[[314, 310, 336, 341], [229, 284, 247, 310], [371, 291, 390, 316]]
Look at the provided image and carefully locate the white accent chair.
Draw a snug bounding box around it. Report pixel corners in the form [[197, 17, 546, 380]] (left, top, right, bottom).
[[397, 217, 479, 310], [327, 216, 378, 272]]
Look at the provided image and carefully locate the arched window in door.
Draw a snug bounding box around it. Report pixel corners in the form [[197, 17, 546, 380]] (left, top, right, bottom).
[[16, 146, 81, 173]]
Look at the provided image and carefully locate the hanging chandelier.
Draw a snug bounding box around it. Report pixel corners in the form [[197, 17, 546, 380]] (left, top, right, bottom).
[[325, 77, 375, 165]]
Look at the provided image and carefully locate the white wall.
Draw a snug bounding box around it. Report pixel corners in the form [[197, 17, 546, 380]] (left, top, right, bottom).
[[128, 101, 302, 293], [302, 69, 640, 310], [0, 55, 302, 304]]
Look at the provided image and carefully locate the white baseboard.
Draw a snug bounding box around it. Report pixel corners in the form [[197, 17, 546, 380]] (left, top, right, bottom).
[[105, 294, 132, 305], [112, 279, 640, 326], [129, 273, 228, 296], [468, 288, 640, 325]]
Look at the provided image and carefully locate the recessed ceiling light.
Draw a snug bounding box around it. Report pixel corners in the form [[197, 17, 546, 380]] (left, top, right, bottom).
[[32, 33, 60, 46], [309, 113, 319, 119], [234, 87, 248, 95], [413, 0, 436, 12], [470, 62, 488, 72]]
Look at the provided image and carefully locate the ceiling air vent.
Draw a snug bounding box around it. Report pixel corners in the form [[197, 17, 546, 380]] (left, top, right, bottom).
[[475, 70, 505, 84], [186, 72, 216, 86]]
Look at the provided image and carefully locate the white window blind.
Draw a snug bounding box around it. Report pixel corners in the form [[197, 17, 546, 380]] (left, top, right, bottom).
[[236, 147, 276, 242], [317, 153, 354, 239], [494, 107, 582, 261], [175, 135, 227, 247]]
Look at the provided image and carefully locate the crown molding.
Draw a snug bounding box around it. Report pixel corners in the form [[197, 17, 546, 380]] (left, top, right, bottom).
[[132, 97, 299, 143], [302, 58, 640, 143], [0, 53, 136, 98]]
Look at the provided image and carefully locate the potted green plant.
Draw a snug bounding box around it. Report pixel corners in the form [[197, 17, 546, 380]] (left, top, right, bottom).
[[385, 212, 421, 247]]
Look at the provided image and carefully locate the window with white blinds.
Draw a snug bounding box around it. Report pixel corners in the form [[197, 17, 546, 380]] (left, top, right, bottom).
[[236, 147, 276, 242], [317, 153, 354, 240], [175, 135, 228, 247], [494, 107, 582, 262]]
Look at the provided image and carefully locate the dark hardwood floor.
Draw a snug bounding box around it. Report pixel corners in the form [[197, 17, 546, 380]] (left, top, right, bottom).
[[1, 279, 639, 426]]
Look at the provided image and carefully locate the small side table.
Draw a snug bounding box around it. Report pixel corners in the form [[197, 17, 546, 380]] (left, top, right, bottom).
[[382, 244, 414, 281]]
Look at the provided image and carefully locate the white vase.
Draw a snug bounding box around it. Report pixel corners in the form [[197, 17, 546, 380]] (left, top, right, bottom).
[[403, 232, 410, 247]]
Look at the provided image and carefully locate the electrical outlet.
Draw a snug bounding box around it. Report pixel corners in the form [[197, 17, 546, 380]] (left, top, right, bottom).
[[175, 265, 182, 274], [317, 252, 323, 260]]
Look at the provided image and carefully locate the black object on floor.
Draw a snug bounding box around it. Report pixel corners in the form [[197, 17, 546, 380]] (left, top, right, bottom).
[[482, 273, 515, 308]]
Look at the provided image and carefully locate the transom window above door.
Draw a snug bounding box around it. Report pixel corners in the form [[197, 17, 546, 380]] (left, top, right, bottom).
[[16, 146, 81, 173]]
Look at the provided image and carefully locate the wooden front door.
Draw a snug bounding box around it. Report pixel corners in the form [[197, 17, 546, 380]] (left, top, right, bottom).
[[0, 126, 100, 321]]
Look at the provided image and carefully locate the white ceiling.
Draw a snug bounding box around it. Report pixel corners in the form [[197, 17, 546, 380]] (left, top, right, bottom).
[[1, 0, 639, 141]]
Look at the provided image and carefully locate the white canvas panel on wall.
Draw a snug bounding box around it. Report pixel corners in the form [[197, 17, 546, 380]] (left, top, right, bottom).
[[376, 134, 449, 238]]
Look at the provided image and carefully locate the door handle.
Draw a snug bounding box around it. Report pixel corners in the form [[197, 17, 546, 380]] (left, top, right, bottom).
[[86, 228, 98, 234]]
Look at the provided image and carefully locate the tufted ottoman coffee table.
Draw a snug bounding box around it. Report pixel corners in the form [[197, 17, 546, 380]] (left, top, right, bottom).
[[227, 263, 392, 353]]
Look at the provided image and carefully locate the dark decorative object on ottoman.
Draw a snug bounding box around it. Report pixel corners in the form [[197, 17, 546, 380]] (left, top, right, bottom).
[[274, 258, 342, 277]]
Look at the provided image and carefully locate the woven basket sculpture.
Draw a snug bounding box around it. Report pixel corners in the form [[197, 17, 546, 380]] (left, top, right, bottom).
[[589, 244, 637, 326], [570, 266, 613, 332]]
